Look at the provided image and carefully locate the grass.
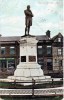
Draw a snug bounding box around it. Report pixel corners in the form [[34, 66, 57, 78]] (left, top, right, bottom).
[[1, 96, 63, 100]]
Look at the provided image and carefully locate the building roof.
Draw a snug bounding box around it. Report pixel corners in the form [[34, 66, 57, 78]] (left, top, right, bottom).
[[0, 35, 49, 42], [51, 33, 63, 40], [0, 33, 62, 42], [0, 36, 21, 42], [36, 35, 49, 41]]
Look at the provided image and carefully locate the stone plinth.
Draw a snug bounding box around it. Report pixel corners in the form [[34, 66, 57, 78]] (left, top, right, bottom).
[[8, 35, 51, 85]]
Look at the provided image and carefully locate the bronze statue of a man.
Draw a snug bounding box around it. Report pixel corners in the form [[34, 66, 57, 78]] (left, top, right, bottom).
[[24, 5, 33, 35]]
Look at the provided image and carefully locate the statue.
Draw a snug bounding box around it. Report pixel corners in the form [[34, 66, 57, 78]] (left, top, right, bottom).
[[24, 5, 34, 35]]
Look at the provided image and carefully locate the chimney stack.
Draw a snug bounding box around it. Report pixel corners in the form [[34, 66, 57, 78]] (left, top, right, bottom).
[[0, 34, 2, 37], [46, 30, 50, 38]]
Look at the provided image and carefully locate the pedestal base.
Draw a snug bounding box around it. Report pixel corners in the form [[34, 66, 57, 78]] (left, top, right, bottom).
[[8, 63, 51, 85]]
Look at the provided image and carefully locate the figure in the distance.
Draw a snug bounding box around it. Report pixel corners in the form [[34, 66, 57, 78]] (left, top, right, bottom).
[[24, 5, 33, 35]]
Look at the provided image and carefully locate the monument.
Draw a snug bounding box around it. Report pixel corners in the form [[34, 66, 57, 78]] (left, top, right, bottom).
[[8, 5, 51, 85], [24, 5, 33, 35]]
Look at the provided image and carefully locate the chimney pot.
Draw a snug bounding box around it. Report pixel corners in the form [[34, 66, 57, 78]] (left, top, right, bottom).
[[46, 30, 50, 38], [0, 34, 2, 37]]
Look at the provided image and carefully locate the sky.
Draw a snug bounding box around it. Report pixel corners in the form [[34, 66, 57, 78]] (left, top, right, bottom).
[[0, 0, 63, 37]]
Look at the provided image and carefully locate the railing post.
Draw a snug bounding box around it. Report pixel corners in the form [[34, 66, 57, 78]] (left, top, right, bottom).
[[14, 79, 16, 88], [32, 78, 35, 97], [52, 78, 54, 87]]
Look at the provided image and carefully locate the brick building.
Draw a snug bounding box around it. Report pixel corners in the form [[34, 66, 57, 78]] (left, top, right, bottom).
[[0, 31, 63, 77], [37, 31, 63, 77], [0, 36, 20, 74], [52, 33, 63, 77]]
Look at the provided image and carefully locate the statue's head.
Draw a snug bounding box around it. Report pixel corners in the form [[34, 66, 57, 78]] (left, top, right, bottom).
[[27, 5, 30, 10]]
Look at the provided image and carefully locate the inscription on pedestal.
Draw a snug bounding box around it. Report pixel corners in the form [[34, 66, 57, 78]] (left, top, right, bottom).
[[29, 56, 36, 62], [21, 56, 26, 62]]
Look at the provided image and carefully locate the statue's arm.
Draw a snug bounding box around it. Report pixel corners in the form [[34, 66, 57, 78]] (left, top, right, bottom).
[[29, 10, 33, 17], [24, 10, 33, 17]]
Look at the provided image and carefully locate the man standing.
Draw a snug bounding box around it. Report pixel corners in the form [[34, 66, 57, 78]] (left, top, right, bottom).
[[24, 5, 33, 35]]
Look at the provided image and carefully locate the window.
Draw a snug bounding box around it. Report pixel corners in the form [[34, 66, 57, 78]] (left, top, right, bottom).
[[47, 46, 51, 55], [47, 59, 52, 70], [8, 59, 15, 68], [21, 56, 26, 62], [10, 47, 15, 55], [1, 47, 6, 55], [37, 57, 44, 65], [58, 38, 61, 42], [38, 46, 42, 48], [59, 60, 62, 66], [55, 59, 57, 63], [58, 49, 62, 55], [0, 60, 1, 68], [37, 46, 43, 55], [0, 59, 7, 68]]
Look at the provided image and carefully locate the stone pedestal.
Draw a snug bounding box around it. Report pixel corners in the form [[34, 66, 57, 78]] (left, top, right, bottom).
[[8, 35, 51, 85]]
